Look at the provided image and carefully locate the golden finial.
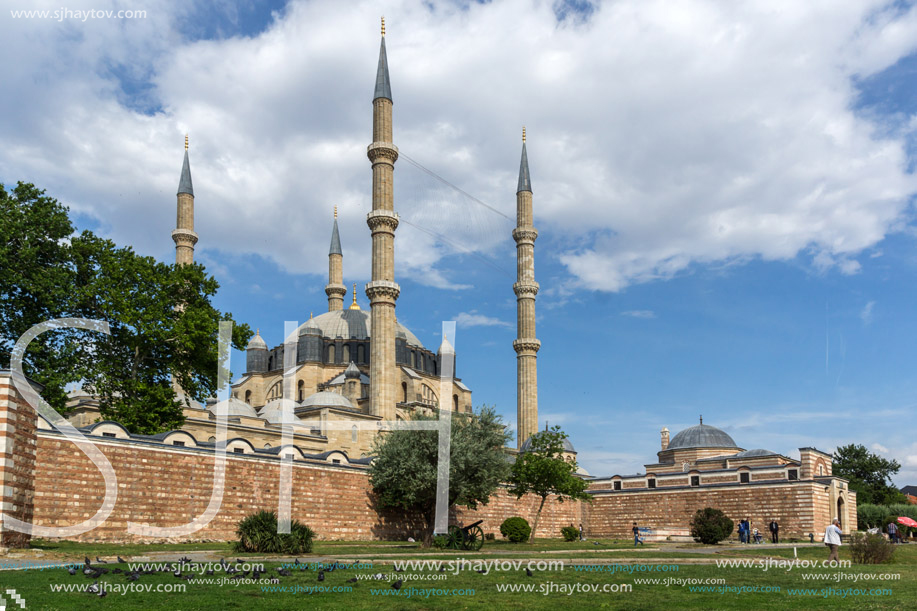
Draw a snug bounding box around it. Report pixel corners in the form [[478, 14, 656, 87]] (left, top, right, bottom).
[[334, 205, 338, 219], [309, 311, 313, 320], [184, 134, 189, 150], [381, 16, 385, 37], [256, 328, 260, 336], [522, 127, 526, 143], [349, 283, 361, 310]]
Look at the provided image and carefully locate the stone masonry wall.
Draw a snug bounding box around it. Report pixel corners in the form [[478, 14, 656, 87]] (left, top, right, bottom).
[[32, 433, 579, 543], [0, 373, 38, 548]]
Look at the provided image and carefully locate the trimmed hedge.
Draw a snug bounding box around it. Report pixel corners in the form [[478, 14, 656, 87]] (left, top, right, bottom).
[[500, 517, 531, 543]]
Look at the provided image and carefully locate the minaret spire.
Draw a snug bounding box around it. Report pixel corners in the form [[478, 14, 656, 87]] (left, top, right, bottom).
[[513, 127, 540, 448], [366, 20, 400, 419], [172, 134, 198, 265], [326, 207, 346, 311]]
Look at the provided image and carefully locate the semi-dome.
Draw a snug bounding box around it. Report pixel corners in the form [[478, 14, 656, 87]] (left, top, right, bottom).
[[520, 431, 576, 453], [209, 398, 258, 419], [733, 448, 776, 458], [668, 423, 738, 450], [297, 309, 423, 348], [300, 391, 355, 410]]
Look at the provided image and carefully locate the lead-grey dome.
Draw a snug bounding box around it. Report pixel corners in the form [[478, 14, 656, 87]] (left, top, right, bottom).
[[520, 431, 576, 453], [733, 448, 775, 458], [300, 391, 354, 410], [297, 309, 423, 348], [246, 331, 268, 351], [209, 398, 258, 419], [668, 424, 738, 450]]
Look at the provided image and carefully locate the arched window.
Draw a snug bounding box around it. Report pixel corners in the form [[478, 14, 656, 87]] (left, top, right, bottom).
[[421, 384, 437, 406], [327, 344, 335, 363], [244, 390, 252, 404], [358, 344, 365, 363], [297, 380, 304, 402], [208, 436, 216, 443], [342, 344, 350, 363], [351, 425, 358, 443], [266, 381, 283, 401], [264, 443, 272, 449], [402, 382, 408, 404], [453, 395, 459, 411]]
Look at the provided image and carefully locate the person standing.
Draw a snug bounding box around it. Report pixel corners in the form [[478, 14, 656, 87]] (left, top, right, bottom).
[[737, 519, 746, 543], [824, 518, 842, 563], [887, 521, 898, 544], [579, 523, 585, 541], [769, 519, 779, 544], [633, 522, 644, 546]]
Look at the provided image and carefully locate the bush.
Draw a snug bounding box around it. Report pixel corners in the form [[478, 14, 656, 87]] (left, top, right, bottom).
[[689, 508, 734, 545], [561, 526, 579, 542], [432, 534, 450, 549], [500, 517, 531, 543], [850, 532, 895, 564], [233, 510, 315, 554], [484, 532, 496, 541]]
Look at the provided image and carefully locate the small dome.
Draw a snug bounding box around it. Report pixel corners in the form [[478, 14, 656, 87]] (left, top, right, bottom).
[[520, 431, 576, 453], [344, 361, 361, 379], [437, 336, 454, 354], [260, 401, 301, 425], [733, 448, 776, 458], [300, 391, 355, 409], [246, 330, 268, 351], [208, 398, 258, 418], [667, 423, 738, 451]]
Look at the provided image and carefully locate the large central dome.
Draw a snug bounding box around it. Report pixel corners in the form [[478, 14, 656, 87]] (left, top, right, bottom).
[[667, 423, 738, 450], [299, 309, 424, 348]]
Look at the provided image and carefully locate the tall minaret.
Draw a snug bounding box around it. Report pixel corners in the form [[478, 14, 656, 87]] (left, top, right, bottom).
[[325, 206, 346, 311], [172, 135, 198, 265], [514, 128, 540, 448], [365, 17, 400, 420]]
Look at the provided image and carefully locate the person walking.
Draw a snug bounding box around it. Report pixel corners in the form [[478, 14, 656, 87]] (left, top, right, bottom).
[[633, 522, 644, 546], [769, 519, 779, 544], [824, 518, 843, 563], [737, 519, 746, 544], [887, 521, 898, 544]]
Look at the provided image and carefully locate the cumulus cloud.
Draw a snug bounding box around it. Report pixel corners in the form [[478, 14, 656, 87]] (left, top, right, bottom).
[[871, 442, 889, 454], [1, 0, 916, 292]]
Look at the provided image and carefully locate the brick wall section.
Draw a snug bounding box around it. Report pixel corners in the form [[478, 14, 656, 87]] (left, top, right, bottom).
[[0, 373, 38, 548], [33, 433, 579, 543], [583, 482, 833, 539]]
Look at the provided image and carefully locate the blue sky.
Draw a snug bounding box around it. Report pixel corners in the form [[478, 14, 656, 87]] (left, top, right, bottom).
[[3, 0, 917, 484]]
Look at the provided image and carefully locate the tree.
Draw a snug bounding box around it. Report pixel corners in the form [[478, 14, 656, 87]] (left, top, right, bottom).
[[0, 183, 78, 411], [833, 444, 905, 505], [0, 182, 251, 432], [690, 508, 734, 544], [508, 427, 591, 542], [369, 406, 511, 546]]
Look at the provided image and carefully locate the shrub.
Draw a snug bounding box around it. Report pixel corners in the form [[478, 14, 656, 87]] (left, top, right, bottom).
[[484, 532, 496, 541], [500, 517, 531, 543], [233, 510, 314, 554], [561, 526, 579, 542], [689, 508, 734, 545], [849, 533, 895, 564], [432, 534, 450, 549]]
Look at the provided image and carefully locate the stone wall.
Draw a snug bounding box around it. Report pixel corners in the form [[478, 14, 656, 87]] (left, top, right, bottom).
[[32, 432, 579, 543], [0, 372, 38, 548]]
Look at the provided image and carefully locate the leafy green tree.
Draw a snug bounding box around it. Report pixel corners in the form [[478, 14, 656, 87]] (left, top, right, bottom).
[[833, 444, 905, 505], [0, 183, 77, 411], [369, 406, 512, 546], [0, 182, 250, 433], [508, 426, 591, 542]]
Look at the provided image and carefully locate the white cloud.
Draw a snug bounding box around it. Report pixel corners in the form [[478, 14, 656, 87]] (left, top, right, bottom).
[[861, 301, 876, 324], [1, 0, 916, 292], [621, 310, 656, 319], [871, 442, 889, 454], [455, 310, 511, 328]]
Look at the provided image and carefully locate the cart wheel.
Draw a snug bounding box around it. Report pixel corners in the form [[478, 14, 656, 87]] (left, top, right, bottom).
[[466, 525, 484, 551], [447, 525, 463, 549]]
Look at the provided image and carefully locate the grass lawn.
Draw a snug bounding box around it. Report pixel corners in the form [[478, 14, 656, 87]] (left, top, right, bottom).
[[1, 542, 913, 609]]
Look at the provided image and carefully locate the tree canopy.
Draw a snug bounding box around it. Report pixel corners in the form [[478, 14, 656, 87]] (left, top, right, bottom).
[[832, 444, 905, 505], [0, 182, 250, 433], [369, 405, 512, 546], [508, 426, 591, 542]]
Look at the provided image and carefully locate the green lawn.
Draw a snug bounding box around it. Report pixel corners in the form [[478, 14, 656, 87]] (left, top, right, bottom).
[[2, 542, 913, 609]]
